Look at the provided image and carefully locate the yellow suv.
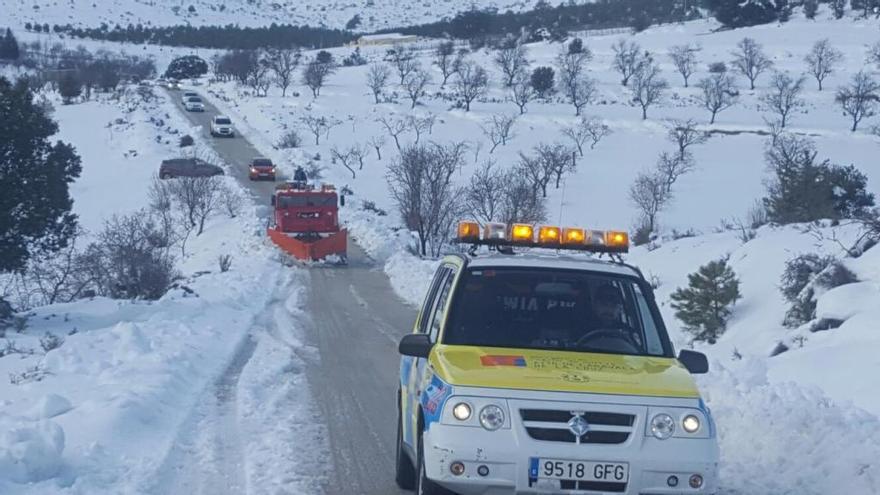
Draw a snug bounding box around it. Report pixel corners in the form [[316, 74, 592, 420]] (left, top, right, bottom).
[[395, 222, 718, 495]]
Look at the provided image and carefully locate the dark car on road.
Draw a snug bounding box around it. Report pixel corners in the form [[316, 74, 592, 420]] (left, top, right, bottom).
[[159, 158, 224, 179]]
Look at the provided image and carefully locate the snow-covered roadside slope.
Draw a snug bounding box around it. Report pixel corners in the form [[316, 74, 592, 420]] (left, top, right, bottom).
[[0, 85, 324, 492]]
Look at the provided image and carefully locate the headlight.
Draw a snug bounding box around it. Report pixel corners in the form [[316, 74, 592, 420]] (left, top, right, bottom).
[[651, 413, 675, 440], [452, 402, 472, 421], [682, 414, 701, 433], [479, 405, 505, 431]]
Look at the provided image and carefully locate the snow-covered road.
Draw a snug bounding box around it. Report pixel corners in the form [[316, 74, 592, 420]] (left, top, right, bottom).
[[171, 91, 417, 494]]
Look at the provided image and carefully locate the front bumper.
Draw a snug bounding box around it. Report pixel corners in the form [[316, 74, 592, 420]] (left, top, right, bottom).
[[249, 170, 275, 180], [422, 423, 718, 495]]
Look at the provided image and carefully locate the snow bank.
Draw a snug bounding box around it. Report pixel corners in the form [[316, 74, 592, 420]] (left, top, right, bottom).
[[0, 419, 65, 484], [386, 251, 440, 307], [703, 359, 880, 495], [237, 273, 330, 494], [815, 282, 880, 321]]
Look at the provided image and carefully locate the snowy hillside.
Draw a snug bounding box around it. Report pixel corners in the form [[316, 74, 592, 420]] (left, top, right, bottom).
[[1, 0, 543, 31], [198, 13, 880, 491]]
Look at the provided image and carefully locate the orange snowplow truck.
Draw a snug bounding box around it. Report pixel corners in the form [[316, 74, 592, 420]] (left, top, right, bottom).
[[267, 182, 347, 263]]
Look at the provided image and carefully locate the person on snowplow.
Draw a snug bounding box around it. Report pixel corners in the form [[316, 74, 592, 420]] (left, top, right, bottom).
[[292, 166, 308, 188]]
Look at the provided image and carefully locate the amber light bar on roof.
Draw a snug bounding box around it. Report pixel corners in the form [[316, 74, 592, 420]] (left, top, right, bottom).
[[455, 221, 629, 254]]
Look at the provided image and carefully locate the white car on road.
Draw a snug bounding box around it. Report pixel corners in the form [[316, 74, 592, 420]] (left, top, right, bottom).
[[183, 96, 205, 112], [181, 91, 198, 103], [210, 116, 235, 137]]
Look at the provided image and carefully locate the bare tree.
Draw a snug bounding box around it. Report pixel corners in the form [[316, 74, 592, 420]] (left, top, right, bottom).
[[556, 46, 593, 115], [402, 68, 432, 109], [248, 60, 272, 97], [869, 41, 880, 69], [629, 172, 670, 235], [500, 176, 547, 225], [433, 41, 459, 86], [366, 63, 391, 104], [302, 57, 336, 97], [544, 143, 578, 189], [481, 114, 518, 153], [350, 145, 369, 170], [168, 176, 223, 236], [405, 115, 435, 145], [331, 146, 358, 178], [669, 44, 700, 87], [510, 74, 534, 114], [494, 42, 530, 87], [561, 116, 611, 157], [368, 135, 386, 159], [655, 151, 696, 194], [517, 149, 554, 200], [148, 176, 178, 249], [835, 71, 880, 131], [731, 37, 773, 90], [630, 60, 667, 120], [300, 114, 341, 145], [453, 60, 489, 111], [377, 114, 409, 150], [466, 161, 506, 224], [697, 72, 739, 124], [265, 47, 301, 96], [518, 143, 574, 196], [665, 119, 708, 160], [220, 183, 243, 218], [386, 143, 466, 256], [804, 39, 843, 91], [611, 39, 646, 86], [389, 45, 419, 85], [760, 71, 806, 128]]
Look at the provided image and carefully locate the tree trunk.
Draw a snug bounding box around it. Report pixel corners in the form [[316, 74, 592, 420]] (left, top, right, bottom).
[[710, 111, 717, 125]]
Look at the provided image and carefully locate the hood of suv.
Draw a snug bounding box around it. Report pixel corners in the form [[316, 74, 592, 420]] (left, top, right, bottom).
[[429, 345, 700, 398]]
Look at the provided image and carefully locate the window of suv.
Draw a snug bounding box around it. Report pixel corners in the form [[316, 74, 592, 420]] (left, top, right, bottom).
[[443, 267, 672, 357], [214, 117, 231, 125]]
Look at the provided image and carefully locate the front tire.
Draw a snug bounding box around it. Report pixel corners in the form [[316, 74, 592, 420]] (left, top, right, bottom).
[[395, 412, 415, 490]]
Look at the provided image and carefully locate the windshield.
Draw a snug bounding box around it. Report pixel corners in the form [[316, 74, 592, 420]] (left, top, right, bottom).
[[252, 158, 273, 167], [215, 118, 231, 125], [186, 97, 202, 103], [443, 267, 670, 357], [277, 194, 337, 208]]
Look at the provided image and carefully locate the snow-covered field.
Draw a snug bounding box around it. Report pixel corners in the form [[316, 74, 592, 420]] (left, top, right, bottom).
[[198, 11, 880, 493], [0, 87, 328, 491], [1, 0, 543, 32]]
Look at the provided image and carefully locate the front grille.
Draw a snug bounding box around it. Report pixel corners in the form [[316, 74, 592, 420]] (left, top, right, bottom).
[[520, 408, 636, 445]]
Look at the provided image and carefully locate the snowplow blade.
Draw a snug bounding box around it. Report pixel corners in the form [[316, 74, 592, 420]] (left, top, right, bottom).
[[267, 227, 347, 262]]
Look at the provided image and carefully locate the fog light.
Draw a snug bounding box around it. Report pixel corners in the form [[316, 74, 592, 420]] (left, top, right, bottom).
[[477, 465, 490, 477], [689, 474, 704, 489], [667, 475, 679, 487], [450, 462, 465, 476]]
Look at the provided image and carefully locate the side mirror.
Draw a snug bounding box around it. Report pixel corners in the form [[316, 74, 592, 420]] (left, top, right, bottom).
[[270, 195, 276, 207], [399, 333, 433, 358], [678, 350, 709, 375], [339, 194, 345, 207]]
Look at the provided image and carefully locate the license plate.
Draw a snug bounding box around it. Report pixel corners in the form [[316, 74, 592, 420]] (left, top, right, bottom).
[[530, 458, 629, 483]]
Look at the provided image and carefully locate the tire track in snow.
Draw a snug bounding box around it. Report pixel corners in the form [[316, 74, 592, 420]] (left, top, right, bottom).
[[151, 332, 256, 495]]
